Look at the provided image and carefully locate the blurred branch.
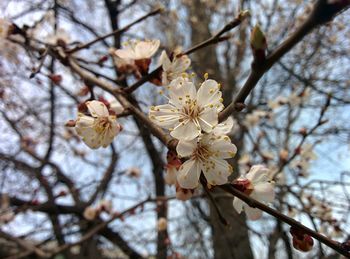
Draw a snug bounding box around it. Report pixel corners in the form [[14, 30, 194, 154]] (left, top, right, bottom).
[[66, 7, 162, 53], [219, 0, 350, 122]]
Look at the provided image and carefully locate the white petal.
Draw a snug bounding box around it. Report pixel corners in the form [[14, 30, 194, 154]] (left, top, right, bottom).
[[99, 118, 120, 148], [149, 104, 180, 128], [209, 137, 237, 159], [81, 131, 101, 149], [170, 120, 200, 141], [109, 99, 124, 114], [159, 50, 172, 70], [196, 79, 223, 110], [252, 182, 275, 203], [86, 101, 109, 117], [201, 157, 232, 185], [171, 55, 191, 73], [212, 117, 234, 136], [177, 159, 201, 189], [198, 108, 218, 133], [134, 40, 160, 59], [76, 115, 94, 128], [165, 167, 177, 185], [233, 197, 244, 214], [168, 78, 196, 108], [246, 165, 270, 184], [114, 48, 136, 60], [244, 205, 262, 221], [176, 139, 197, 158]]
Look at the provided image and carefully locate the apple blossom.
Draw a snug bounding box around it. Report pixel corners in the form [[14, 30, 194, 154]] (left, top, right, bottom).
[[75, 100, 121, 149], [159, 50, 191, 85], [149, 77, 224, 141], [176, 133, 237, 189], [233, 165, 275, 220]]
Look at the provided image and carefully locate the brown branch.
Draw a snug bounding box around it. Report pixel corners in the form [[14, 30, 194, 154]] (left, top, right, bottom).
[[0, 230, 49, 258], [219, 0, 350, 122], [219, 184, 350, 257], [66, 8, 162, 53], [124, 13, 246, 94]]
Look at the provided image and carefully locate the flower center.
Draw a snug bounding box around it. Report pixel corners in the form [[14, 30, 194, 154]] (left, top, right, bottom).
[[94, 117, 112, 134], [192, 144, 212, 162], [181, 99, 203, 121]]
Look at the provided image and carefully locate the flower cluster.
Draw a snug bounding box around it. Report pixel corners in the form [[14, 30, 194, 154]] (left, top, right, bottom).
[[83, 200, 113, 221], [146, 46, 275, 218], [149, 72, 237, 193]]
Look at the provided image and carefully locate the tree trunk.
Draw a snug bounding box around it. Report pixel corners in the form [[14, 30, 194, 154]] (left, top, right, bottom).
[[186, 1, 254, 258]]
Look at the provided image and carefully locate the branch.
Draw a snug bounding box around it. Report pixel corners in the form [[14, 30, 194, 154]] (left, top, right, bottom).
[[66, 8, 162, 53], [219, 184, 350, 257], [219, 0, 350, 122], [124, 13, 247, 93]]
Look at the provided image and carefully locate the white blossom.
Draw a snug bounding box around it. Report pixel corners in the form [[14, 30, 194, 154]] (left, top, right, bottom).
[[83, 206, 97, 221], [109, 98, 124, 115], [75, 101, 121, 149], [233, 165, 275, 220], [98, 200, 113, 213], [268, 96, 288, 110], [0, 18, 11, 38], [157, 217, 167, 231], [149, 77, 224, 141], [176, 133, 237, 189], [114, 39, 160, 60], [288, 88, 311, 106], [126, 167, 141, 178], [159, 50, 191, 85], [175, 182, 194, 201], [165, 166, 177, 185], [243, 110, 268, 128]]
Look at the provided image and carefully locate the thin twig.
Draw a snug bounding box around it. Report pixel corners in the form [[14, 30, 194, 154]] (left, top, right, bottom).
[[66, 8, 162, 53]]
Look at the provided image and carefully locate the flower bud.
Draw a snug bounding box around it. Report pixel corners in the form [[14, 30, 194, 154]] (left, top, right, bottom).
[[83, 206, 97, 221], [238, 10, 251, 21], [250, 25, 267, 63], [157, 217, 167, 231], [48, 74, 62, 85], [65, 120, 76, 127], [290, 226, 314, 252]]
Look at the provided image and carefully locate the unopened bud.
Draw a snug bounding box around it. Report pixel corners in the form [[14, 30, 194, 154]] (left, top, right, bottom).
[[279, 149, 289, 161], [157, 217, 167, 231], [251, 25, 267, 50], [290, 226, 314, 252], [238, 10, 251, 21], [250, 25, 267, 63], [48, 74, 62, 85], [65, 120, 76, 127]]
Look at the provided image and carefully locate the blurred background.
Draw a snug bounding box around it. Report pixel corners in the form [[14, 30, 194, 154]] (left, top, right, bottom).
[[0, 0, 349, 258]]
